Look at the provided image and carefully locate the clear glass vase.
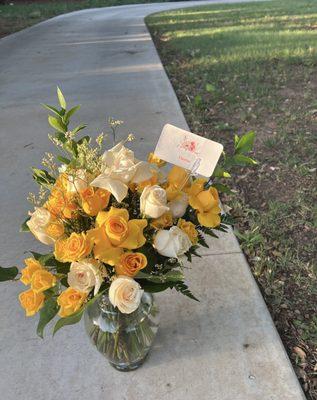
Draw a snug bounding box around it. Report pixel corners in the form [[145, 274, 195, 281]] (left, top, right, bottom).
[[84, 292, 159, 371]]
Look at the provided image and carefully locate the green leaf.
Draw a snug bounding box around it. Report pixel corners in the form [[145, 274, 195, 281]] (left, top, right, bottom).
[[20, 217, 30, 232], [197, 233, 209, 248], [57, 155, 71, 165], [194, 94, 203, 106], [48, 115, 66, 134], [57, 87, 66, 110], [0, 266, 19, 281], [212, 166, 231, 178], [206, 83, 216, 92], [212, 183, 234, 194], [64, 105, 81, 123], [37, 298, 59, 338], [32, 168, 56, 188], [230, 154, 257, 167], [42, 104, 61, 117], [235, 131, 255, 154], [138, 280, 172, 293], [175, 282, 199, 301], [53, 308, 84, 336], [136, 270, 184, 284], [72, 125, 87, 136]]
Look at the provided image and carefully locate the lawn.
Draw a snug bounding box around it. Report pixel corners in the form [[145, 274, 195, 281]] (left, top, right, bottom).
[[147, 1, 317, 398], [0, 0, 173, 38]]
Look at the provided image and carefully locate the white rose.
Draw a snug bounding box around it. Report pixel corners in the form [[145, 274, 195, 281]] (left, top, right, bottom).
[[26, 207, 56, 246], [67, 259, 105, 296], [153, 226, 191, 258], [140, 185, 169, 218], [91, 142, 152, 202], [109, 276, 143, 314], [168, 193, 188, 218], [66, 169, 88, 193]]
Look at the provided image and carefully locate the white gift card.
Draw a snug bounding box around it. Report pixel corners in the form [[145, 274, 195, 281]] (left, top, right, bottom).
[[154, 124, 223, 177]]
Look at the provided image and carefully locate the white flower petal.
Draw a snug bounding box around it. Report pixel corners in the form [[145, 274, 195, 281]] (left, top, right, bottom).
[[91, 174, 128, 202]]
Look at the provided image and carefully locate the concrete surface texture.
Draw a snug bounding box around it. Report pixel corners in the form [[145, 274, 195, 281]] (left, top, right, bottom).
[[0, 1, 305, 399]]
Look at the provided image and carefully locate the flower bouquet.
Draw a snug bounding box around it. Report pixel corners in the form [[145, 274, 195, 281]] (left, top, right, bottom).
[[0, 89, 256, 370]]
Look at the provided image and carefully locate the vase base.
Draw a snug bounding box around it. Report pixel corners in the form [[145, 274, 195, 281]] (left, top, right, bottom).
[[109, 355, 148, 372]]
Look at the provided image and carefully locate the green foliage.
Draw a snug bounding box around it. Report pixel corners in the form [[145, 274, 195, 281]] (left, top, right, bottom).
[[20, 217, 30, 232], [234, 131, 255, 154], [53, 308, 84, 336], [174, 282, 199, 301], [48, 115, 66, 133], [57, 86, 66, 110], [37, 298, 59, 338], [32, 168, 56, 188], [0, 266, 19, 282]]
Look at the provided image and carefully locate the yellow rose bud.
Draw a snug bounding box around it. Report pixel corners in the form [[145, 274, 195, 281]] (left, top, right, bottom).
[[167, 166, 190, 191], [19, 289, 45, 317], [115, 252, 147, 277], [151, 211, 173, 230], [147, 152, 166, 168], [80, 187, 110, 216], [31, 269, 57, 293], [54, 232, 93, 263], [57, 287, 87, 318], [177, 219, 198, 244], [20, 258, 43, 285], [45, 221, 64, 240], [189, 185, 221, 228]]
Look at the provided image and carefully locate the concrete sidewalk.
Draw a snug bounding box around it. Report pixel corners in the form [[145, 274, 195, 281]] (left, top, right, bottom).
[[0, 2, 305, 399]]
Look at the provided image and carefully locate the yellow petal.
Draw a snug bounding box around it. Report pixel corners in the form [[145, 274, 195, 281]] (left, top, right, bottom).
[[197, 210, 221, 228], [188, 195, 204, 212], [107, 207, 129, 221], [88, 227, 123, 266], [119, 219, 147, 249]]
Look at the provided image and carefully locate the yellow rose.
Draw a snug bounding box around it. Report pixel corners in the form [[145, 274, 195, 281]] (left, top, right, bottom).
[[20, 258, 43, 285], [80, 187, 110, 216], [19, 289, 45, 317], [188, 183, 221, 228], [167, 166, 190, 191], [54, 232, 93, 262], [151, 211, 173, 230], [46, 187, 78, 219], [88, 207, 147, 266], [57, 287, 87, 318], [115, 252, 147, 277], [148, 152, 166, 168], [45, 220, 64, 240], [45, 174, 78, 219], [177, 219, 198, 244], [31, 269, 57, 293]]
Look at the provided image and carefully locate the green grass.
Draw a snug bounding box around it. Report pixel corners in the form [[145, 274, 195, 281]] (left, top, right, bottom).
[[0, 0, 172, 38], [147, 1, 317, 398]]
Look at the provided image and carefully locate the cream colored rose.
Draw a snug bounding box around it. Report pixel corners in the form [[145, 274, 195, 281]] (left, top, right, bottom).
[[67, 259, 105, 296], [168, 193, 188, 218], [66, 169, 88, 193], [27, 207, 62, 246], [140, 185, 169, 218], [91, 142, 152, 202], [109, 276, 143, 314], [153, 226, 191, 258]]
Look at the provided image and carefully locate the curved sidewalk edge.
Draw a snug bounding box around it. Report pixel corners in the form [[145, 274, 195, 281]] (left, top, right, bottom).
[[0, 1, 305, 399]]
